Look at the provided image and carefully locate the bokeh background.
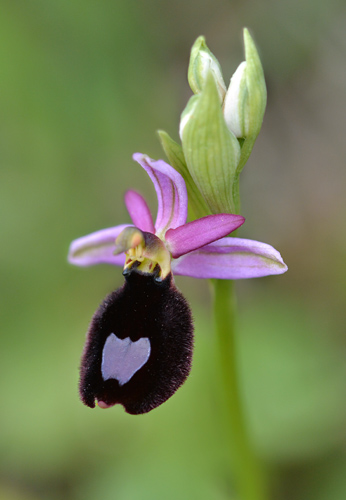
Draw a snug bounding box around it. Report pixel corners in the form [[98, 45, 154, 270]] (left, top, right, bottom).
[[1, 0, 346, 499]]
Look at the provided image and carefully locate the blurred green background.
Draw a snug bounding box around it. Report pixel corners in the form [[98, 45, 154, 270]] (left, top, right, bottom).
[[1, 0, 346, 499]]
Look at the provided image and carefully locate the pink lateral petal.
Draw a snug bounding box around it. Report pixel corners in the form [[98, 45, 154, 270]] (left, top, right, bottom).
[[165, 214, 245, 258], [132, 153, 188, 235], [68, 225, 129, 267], [124, 190, 155, 233], [171, 237, 288, 279]]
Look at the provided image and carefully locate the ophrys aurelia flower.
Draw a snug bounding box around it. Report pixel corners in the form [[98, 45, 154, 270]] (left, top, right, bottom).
[[68, 153, 287, 414]]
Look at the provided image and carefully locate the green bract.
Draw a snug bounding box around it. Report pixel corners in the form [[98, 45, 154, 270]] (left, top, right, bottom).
[[181, 74, 241, 215], [242, 28, 266, 142], [157, 130, 210, 219]]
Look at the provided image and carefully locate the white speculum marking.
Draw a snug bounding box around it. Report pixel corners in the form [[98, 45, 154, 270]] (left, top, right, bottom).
[[101, 333, 151, 386]]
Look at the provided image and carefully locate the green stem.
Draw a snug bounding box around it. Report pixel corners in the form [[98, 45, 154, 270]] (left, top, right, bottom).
[[212, 279, 269, 500]]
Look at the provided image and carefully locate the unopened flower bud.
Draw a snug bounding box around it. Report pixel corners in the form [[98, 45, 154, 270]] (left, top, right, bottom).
[[223, 29, 266, 141], [188, 36, 226, 102], [223, 61, 248, 138]]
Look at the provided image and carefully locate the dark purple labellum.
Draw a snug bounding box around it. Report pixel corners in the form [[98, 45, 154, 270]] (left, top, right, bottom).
[[79, 266, 194, 415]]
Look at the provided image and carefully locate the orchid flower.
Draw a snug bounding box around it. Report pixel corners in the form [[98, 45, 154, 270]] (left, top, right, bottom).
[[68, 153, 287, 415], [69, 153, 286, 280]]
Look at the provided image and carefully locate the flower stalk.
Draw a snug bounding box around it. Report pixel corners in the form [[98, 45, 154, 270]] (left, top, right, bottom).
[[213, 279, 269, 500]]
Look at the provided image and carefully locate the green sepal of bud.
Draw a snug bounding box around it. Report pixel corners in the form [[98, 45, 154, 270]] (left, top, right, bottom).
[[235, 29, 266, 175], [181, 73, 241, 215], [157, 130, 210, 220], [188, 36, 226, 102]]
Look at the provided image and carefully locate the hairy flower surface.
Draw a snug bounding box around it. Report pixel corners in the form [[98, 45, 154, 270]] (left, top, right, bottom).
[[68, 153, 287, 414]]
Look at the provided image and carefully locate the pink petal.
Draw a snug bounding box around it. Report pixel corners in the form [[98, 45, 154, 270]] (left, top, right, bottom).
[[165, 214, 245, 258], [124, 190, 155, 233], [68, 225, 129, 267], [171, 237, 288, 279], [133, 153, 188, 235]]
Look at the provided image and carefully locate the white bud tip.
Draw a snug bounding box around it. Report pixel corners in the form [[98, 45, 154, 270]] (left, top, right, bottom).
[[223, 61, 248, 138]]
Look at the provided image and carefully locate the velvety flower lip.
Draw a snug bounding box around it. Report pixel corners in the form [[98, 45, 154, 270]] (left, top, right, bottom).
[[68, 153, 287, 279], [79, 268, 194, 414]]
